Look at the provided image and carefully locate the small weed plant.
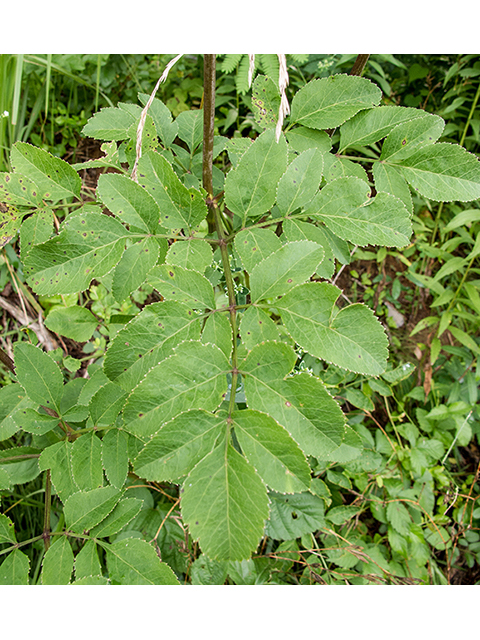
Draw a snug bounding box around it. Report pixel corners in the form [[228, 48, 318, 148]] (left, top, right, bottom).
[[0, 54, 480, 585]]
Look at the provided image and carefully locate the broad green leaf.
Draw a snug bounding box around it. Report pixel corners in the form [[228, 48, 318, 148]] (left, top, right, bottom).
[[45, 306, 98, 342], [305, 177, 412, 247], [103, 300, 201, 391], [10, 142, 81, 201], [396, 143, 480, 202], [166, 239, 213, 273], [276, 282, 389, 375], [123, 341, 229, 440], [13, 407, 58, 436], [64, 486, 121, 534], [251, 74, 280, 130], [249, 241, 325, 302], [339, 105, 427, 151], [326, 505, 360, 525], [134, 409, 226, 482], [39, 441, 78, 502], [14, 342, 63, 412], [224, 129, 288, 221], [290, 74, 382, 130], [97, 173, 161, 233], [147, 264, 215, 309], [71, 432, 104, 491], [386, 501, 412, 536], [41, 536, 74, 585], [0, 172, 43, 207], [0, 513, 16, 544], [232, 410, 311, 493], [234, 227, 282, 273], [89, 383, 128, 428], [321, 424, 363, 463], [0, 468, 11, 490], [322, 152, 369, 184], [201, 311, 232, 359], [112, 236, 159, 303], [138, 94, 178, 148], [266, 491, 326, 540], [82, 106, 136, 141], [0, 446, 40, 486], [380, 113, 444, 162], [105, 537, 180, 585], [373, 161, 413, 214], [24, 210, 128, 295], [137, 151, 207, 230], [0, 549, 30, 585], [175, 109, 203, 152], [239, 306, 280, 351], [190, 554, 228, 585], [286, 126, 332, 153], [276, 148, 324, 216], [20, 209, 54, 260], [74, 540, 102, 581], [181, 440, 269, 561], [242, 342, 346, 457], [0, 202, 21, 248], [0, 385, 29, 441], [282, 218, 334, 279], [102, 428, 129, 489], [72, 575, 110, 585], [90, 497, 143, 538]]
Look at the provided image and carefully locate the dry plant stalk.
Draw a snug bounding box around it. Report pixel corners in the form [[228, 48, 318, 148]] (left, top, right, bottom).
[[248, 54, 290, 142], [131, 54, 183, 182]]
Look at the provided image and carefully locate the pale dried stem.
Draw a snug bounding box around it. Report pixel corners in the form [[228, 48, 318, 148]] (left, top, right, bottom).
[[0, 295, 55, 350], [131, 54, 183, 182]]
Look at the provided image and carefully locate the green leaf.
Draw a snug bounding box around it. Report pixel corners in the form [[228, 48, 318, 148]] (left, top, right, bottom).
[[251, 74, 280, 130], [0, 549, 30, 585], [380, 113, 444, 162], [232, 410, 311, 493], [103, 300, 201, 391], [45, 305, 98, 342], [134, 409, 226, 482], [90, 497, 143, 538], [249, 241, 325, 302], [239, 306, 280, 351], [97, 173, 161, 233], [386, 501, 412, 536], [102, 429, 129, 489], [147, 264, 215, 309], [373, 161, 413, 214], [276, 148, 324, 216], [339, 105, 427, 151], [112, 236, 159, 303], [305, 177, 412, 248], [0, 513, 16, 544], [326, 505, 359, 525], [290, 74, 382, 130], [266, 491, 326, 540], [201, 312, 232, 359], [20, 209, 54, 260], [282, 218, 335, 279], [0, 172, 43, 207], [89, 383, 128, 428], [64, 486, 121, 534], [181, 440, 269, 561], [82, 106, 136, 141], [0, 446, 40, 486], [0, 385, 29, 442], [175, 109, 204, 152], [234, 227, 282, 273], [0, 202, 21, 248], [25, 210, 128, 295], [10, 142, 81, 202], [286, 126, 332, 153], [71, 432, 104, 492], [137, 151, 207, 230], [276, 282, 389, 375], [190, 554, 228, 585], [123, 341, 229, 440], [242, 341, 346, 457], [39, 441, 78, 502], [395, 143, 480, 202], [14, 342, 63, 412], [138, 94, 178, 148], [224, 129, 288, 221], [41, 536, 74, 585], [166, 239, 213, 274], [105, 537, 180, 585], [323, 152, 369, 184], [74, 540, 102, 581]]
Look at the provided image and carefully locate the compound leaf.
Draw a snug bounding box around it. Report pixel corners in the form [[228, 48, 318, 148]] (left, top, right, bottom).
[[64, 486, 121, 534], [166, 239, 213, 274], [71, 432, 104, 492], [234, 227, 282, 273], [102, 428, 129, 489], [380, 113, 444, 162], [14, 342, 63, 412], [112, 236, 159, 303], [105, 537, 180, 585], [89, 497, 143, 538], [147, 264, 215, 310], [276, 148, 324, 216], [41, 536, 74, 585], [0, 549, 30, 585]]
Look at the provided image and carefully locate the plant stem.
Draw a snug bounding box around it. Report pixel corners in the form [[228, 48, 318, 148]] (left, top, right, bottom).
[[202, 54, 238, 419], [459, 80, 480, 148], [43, 470, 51, 551], [349, 54, 370, 77]]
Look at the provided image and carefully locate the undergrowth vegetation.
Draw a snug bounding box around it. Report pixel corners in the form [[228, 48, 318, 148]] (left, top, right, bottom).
[[0, 54, 480, 585]]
